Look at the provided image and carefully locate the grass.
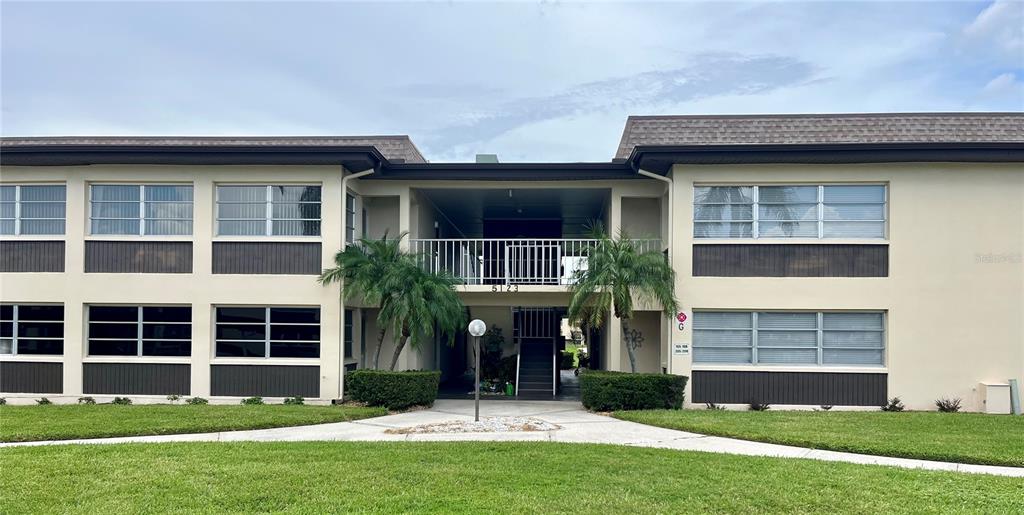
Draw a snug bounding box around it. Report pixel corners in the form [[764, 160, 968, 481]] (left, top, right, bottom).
[[0, 404, 387, 442], [1, 442, 1021, 513], [613, 409, 1024, 467]]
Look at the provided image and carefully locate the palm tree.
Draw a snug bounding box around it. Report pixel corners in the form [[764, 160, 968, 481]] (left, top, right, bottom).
[[566, 224, 678, 373], [319, 233, 408, 369], [379, 264, 466, 371], [319, 232, 466, 371]]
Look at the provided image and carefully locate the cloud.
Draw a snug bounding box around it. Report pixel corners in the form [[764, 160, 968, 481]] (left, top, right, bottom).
[[981, 72, 1024, 99], [962, 0, 1024, 63], [423, 53, 817, 158]]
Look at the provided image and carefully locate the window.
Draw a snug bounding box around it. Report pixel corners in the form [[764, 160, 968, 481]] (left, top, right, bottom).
[[87, 306, 192, 356], [0, 185, 66, 235], [217, 185, 321, 236], [215, 307, 320, 358], [694, 185, 886, 239], [90, 184, 193, 235], [345, 193, 356, 244], [693, 311, 885, 366], [0, 304, 64, 355], [344, 309, 354, 359]]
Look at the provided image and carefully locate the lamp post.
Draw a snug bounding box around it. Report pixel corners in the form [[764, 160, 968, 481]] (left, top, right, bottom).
[[468, 319, 487, 422]]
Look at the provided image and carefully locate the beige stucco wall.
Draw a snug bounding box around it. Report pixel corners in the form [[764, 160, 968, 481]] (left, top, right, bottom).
[[620, 310, 663, 373], [667, 162, 1024, 411], [0, 164, 346, 400]]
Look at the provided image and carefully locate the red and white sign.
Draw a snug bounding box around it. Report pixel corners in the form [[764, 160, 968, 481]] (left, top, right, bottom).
[[676, 311, 689, 331]]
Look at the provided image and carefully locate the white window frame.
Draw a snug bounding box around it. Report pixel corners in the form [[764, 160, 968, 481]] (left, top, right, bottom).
[[214, 306, 321, 359], [693, 184, 888, 240], [215, 184, 322, 237], [89, 184, 194, 236], [0, 304, 64, 356], [0, 184, 67, 236], [345, 192, 357, 245], [692, 310, 886, 367], [86, 305, 192, 357]]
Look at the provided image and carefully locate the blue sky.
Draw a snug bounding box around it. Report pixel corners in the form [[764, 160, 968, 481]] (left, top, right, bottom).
[[2, 1, 1021, 162]]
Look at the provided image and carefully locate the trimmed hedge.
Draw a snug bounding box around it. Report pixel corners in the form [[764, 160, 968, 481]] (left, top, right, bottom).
[[559, 351, 575, 370], [345, 370, 441, 410], [580, 371, 687, 411]]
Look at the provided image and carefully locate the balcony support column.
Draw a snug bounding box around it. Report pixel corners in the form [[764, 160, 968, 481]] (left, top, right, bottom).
[[606, 191, 625, 371]]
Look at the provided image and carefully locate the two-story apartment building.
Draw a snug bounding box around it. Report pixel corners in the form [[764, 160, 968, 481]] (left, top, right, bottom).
[[1, 113, 1021, 411]]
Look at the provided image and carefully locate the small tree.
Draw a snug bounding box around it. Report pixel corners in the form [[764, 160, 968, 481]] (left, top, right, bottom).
[[380, 264, 465, 371], [320, 233, 408, 369], [320, 232, 465, 370], [567, 225, 677, 373]]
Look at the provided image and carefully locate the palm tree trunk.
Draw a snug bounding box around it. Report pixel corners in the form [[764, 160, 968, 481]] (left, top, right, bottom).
[[622, 317, 638, 373], [373, 327, 387, 369], [388, 323, 412, 371]]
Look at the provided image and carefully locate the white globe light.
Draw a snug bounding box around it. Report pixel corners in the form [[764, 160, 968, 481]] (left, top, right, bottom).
[[468, 319, 487, 337]]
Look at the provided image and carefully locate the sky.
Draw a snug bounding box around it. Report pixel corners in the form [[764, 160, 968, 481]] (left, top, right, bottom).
[[1, 1, 1021, 162]]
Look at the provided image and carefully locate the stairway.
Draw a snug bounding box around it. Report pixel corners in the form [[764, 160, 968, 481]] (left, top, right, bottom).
[[517, 339, 555, 398]]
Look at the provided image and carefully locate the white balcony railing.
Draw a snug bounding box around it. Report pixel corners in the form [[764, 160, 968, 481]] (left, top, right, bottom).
[[409, 238, 661, 285]]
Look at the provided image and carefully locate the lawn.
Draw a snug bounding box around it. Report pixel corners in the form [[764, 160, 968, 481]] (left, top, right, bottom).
[[614, 409, 1024, 467], [1, 442, 1020, 513], [0, 404, 386, 442]]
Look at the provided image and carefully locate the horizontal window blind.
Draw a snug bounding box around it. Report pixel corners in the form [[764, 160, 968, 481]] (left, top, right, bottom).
[[693, 311, 885, 366], [695, 184, 886, 239]]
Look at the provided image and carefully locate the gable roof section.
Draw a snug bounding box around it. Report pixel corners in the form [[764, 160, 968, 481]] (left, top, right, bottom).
[[616, 112, 1024, 159], [0, 135, 427, 164]]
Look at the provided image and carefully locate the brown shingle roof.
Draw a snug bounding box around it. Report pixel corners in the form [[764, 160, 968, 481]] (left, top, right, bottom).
[[0, 135, 428, 164], [615, 113, 1024, 159]]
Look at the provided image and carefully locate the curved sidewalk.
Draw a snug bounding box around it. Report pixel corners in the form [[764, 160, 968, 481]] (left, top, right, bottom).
[[2, 399, 1021, 478]]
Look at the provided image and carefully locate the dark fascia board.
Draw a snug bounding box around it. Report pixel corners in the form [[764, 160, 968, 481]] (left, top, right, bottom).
[[0, 144, 388, 171], [372, 162, 639, 181], [627, 142, 1024, 174]]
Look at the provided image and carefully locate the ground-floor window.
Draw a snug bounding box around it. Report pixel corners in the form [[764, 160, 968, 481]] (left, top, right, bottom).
[[693, 311, 884, 366], [0, 304, 64, 355], [344, 309, 353, 359], [215, 306, 320, 358], [88, 305, 191, 356]]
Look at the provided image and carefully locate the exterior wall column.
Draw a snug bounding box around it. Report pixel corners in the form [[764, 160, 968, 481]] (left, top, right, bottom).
[[606, 190, 624, 372], [189, 177, 214, 397], [321, 171, 344, 399], [61, 174, 86, 396]]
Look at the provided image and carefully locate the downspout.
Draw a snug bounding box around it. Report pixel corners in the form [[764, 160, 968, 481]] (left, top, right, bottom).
[[636, 168, 674, 376], [338, 166, 376, 402]]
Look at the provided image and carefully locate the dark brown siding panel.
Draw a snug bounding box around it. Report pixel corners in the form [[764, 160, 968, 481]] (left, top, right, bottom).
[[0, 362, 63, 393], [85, 241, 192, 273], [693, 244, 888, 277], [83, 363, 190, 395], [0, 241, 65, 272], [692, 370, 887, 406], [210, 365, 319, 397], [212, 242, 321, 275]]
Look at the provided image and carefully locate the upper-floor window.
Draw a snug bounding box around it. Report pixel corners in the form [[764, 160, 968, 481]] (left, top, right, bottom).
[[216, 185, 321, 236], [345, 193, 356, 244], [90, 184, 193, 235], [344, 309, 354, 359], [1, 304, 64, 355], [694, 184, 886, 239], [693, 311, 885, 366], [87, 305, 192, 357], [0, 185, 66, 235]]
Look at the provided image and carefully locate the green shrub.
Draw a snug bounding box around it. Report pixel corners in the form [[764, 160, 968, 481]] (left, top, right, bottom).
[[283, 396, 304, 405], [77, 396, 96, 405], [881, 397, 905, 412], [579, 371, 687, 411], [935, 397, 962, 413], [166, 394, 181, 403], [748, 401, 770, 411], [111, 397, 132, 405], [240, 396, 264, 405], [346, 370, 440, 410], [0, 398, 6, 406], [36, 398, 52, 405], [559, 351, 575, 370], [186, 397, 208, 405], [499, 355, 518, 385]]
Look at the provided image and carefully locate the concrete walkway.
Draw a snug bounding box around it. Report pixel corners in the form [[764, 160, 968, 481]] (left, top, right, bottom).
[[3, 399, 1021, 478]]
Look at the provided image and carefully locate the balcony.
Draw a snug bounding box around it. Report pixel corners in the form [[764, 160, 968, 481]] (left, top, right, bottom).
[[410, 238, 661, 286]]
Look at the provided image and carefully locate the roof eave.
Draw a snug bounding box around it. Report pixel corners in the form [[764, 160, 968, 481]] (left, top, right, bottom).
[[627, 142, 1024, 174]]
